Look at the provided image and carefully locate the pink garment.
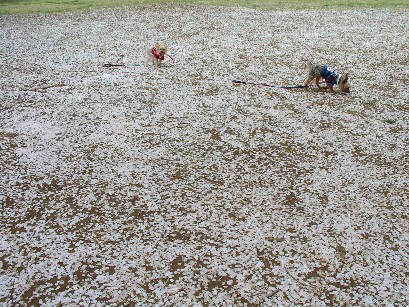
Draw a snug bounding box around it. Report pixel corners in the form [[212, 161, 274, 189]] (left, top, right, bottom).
[[151, 47, 165, 60]]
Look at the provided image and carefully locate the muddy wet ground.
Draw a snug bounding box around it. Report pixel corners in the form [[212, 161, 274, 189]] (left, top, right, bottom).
[[1, 5, 408, 306]]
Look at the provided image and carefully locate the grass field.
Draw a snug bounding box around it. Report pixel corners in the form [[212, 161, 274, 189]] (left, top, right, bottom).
[[0, 0, 408, 14]]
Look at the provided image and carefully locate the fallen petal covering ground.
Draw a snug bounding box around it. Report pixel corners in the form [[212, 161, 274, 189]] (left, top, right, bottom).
[[1, 5, 408, 306]]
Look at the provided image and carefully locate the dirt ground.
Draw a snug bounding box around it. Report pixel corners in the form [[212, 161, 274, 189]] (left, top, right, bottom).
[[1, 5, 408, 306]]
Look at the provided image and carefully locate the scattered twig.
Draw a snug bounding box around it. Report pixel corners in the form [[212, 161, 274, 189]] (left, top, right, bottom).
[[24, 83, 66, 92], [285, 268, 314, 289], [266, 288, 280, 297], [38, 83, 66, 90]]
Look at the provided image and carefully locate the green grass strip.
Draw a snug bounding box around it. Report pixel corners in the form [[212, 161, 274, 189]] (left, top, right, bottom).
[[0, 0, 408, 15]]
